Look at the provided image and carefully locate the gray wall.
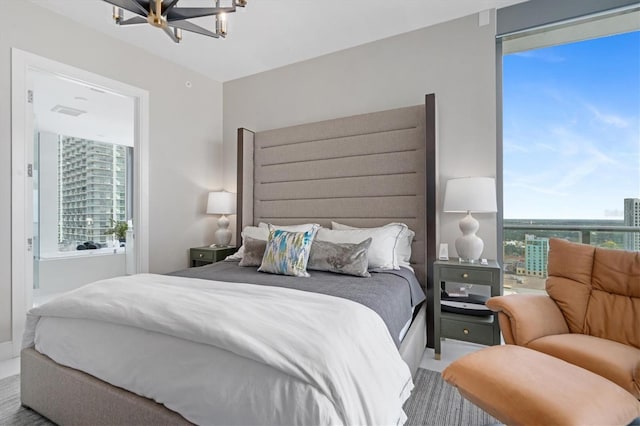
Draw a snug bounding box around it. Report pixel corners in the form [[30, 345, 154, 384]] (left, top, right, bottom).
[[222, 12, 499, 262], [0, 1, 224, 343]]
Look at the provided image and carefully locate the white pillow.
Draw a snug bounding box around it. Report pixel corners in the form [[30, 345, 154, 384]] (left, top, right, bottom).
[[226, 225, 269, 260], [258, 222, 320, 232], [227, 224, 321, 260], [316, 224, 407, 270], [331, 221, 414, 269]]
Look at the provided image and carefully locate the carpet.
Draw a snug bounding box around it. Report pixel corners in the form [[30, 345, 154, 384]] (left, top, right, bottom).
[[0, 375, 52, 426], [0, 369, 495, 425], [404, 368, 497, 425]]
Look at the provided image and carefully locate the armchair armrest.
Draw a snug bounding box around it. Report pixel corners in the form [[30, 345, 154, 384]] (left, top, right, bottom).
[[487, 294, 569, 346]]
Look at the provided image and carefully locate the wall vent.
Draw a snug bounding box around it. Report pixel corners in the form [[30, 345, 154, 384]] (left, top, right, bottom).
[[51, 105, 87, 117]]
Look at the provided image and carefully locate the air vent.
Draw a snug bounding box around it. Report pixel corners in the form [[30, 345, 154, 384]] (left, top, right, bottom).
[[51, 105, 87, 117]]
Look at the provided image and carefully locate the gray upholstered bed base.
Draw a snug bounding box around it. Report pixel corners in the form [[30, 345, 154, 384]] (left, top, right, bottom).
[[399, 303, 427, 377], [21, 304, 426, 425], [20, 347, 192, 425]]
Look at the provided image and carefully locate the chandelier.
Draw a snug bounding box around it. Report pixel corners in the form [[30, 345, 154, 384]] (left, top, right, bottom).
[[104, 0, 247, 43]]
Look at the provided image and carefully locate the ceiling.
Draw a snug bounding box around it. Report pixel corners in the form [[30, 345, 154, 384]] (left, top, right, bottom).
[[33, 69, 134, 147], [30, 0, 527, 82]]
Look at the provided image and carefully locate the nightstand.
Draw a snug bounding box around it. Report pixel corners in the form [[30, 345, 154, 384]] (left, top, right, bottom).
[[433, 258, 502, 359], [190, 246, 238, 267]]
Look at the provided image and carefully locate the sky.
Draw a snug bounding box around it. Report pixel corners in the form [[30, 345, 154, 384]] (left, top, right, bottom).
[[503, 30, 640, 220]]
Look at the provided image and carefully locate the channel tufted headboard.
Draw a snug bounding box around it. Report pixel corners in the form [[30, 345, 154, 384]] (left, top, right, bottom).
[[237, 94, 437, 347]]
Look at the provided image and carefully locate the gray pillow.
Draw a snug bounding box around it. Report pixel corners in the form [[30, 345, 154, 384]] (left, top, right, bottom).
[[308, 238, 372, 277], [238, 237, 267, 267]]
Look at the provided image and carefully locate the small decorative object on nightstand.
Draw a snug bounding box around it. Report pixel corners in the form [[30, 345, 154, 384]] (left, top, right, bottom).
[[433, 258, 502, 360], [190, 246, 238, 267]]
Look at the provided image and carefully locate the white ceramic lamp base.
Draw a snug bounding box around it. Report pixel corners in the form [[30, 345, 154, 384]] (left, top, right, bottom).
[[454, 212, 484, 263], [211, 215, 232, 247]]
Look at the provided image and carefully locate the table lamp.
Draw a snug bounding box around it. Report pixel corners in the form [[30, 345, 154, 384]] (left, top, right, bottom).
[[206, 191, 236, 247], [443, 177, 497, 263]]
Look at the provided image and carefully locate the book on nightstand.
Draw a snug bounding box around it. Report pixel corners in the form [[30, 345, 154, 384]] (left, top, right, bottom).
[[440, 291, 491, 316]]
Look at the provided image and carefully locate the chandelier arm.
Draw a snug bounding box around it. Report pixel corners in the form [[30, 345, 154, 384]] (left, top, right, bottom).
[[117, 16, 148, 26], [161, 0, 180, 16], [166, 7, 236, 22], [103, 0, 149, 17], [161, 26, 181, 43], [170, 20, 220, 38]]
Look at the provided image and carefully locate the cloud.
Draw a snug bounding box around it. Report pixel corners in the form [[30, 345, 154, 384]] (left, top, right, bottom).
[[505, 130, 618, 197], [587, 104, 629, 128], [513, 50, 565, 63], [508, 181, 566, 196], [503, 139, 529, 153], [604, 209, 624, 218]]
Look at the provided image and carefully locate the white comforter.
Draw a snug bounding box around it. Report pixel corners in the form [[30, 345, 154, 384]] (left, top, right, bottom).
[[23, 273, 413, 425]]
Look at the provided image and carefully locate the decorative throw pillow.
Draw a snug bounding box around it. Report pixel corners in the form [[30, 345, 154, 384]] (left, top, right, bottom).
[[258, 226, 319, 277], [226, 226, 270, 260], [238, 237, 267, 267], [308, 238, 372, 277], [331, 221, 415, 269], [316, 224, 407, 270]]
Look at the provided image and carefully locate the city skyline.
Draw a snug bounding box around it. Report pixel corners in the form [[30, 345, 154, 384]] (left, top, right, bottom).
[[503, 30, 640, 220]]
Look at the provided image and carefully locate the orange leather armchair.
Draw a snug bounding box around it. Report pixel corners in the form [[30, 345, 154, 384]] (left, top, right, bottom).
[[487, 238, 640, 399]]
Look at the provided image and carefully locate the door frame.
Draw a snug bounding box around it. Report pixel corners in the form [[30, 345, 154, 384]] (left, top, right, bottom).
[[8, 48, 149, 358]]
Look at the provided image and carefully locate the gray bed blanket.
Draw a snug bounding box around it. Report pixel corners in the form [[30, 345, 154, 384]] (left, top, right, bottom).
[[169, 261, 425, 347]]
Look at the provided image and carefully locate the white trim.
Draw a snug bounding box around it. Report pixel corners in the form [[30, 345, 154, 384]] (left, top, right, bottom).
[[0, 342, 13, 361], [8, 48, 149, 359], [11, 49, 29, 358], [135, 93, 150, 273]]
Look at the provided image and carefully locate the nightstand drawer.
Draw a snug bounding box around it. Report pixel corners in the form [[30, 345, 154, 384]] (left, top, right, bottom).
[[191, 249, 214, 261], [439, 267, 495, 285], [441, 317, 494, 345], [190, 246, 238, 267]]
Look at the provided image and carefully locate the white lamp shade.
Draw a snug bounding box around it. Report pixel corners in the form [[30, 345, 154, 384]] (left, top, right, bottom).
[[443, 177, 497, 213], [206, 191, 236, 215]]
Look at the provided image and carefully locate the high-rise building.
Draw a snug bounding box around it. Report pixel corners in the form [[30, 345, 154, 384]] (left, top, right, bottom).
[[624, 198, 640, 251], [524, 234, 549, 278], [58, 137, 127, 245]]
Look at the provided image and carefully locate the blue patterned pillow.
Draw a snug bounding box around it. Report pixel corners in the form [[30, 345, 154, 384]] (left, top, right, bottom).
[[258, 226, 318, 277]]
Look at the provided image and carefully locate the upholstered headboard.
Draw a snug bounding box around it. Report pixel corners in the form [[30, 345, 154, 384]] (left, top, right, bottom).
[[237, 94, 436, 345]]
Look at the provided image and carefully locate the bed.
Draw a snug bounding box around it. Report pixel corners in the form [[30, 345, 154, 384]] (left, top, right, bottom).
[[20, 94, 437, 425]]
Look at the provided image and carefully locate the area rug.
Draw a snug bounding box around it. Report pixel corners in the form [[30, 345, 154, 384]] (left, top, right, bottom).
[[404, 368, 497, 425], [0, 368, 495, 425], [0, 374, 52, 426]]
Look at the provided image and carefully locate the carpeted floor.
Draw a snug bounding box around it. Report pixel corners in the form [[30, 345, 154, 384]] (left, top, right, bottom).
[[0, 375, 52, 426], [0, 368, 495, 425], [404, 368, 496, 425]]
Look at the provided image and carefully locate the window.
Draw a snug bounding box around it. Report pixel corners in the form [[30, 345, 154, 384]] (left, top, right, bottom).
[[36, 132, 133, 257], [57, 136, 131, 248], [501, 10, 640, 294]]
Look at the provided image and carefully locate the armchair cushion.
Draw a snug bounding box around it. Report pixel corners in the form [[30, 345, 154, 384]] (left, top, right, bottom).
[[527, 334, 640, 399], [547, 238, 640, 348], [486, 294, 569, 346], [588, 247, 640, 348]]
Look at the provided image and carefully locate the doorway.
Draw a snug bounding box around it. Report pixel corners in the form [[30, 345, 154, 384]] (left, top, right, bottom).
[[6, 49, 149, 360], [31, 70, 135, 304]]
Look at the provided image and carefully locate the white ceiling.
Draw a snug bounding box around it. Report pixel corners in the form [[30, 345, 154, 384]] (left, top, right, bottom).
[[33, 69, 135, 146], [30, 0, 527, 82]]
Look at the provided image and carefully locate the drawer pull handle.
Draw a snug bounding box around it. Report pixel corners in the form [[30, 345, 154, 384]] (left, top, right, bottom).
[[462, 273, 469, 278], [463, 328, 469, 335], [199, 253, 204, 258]]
